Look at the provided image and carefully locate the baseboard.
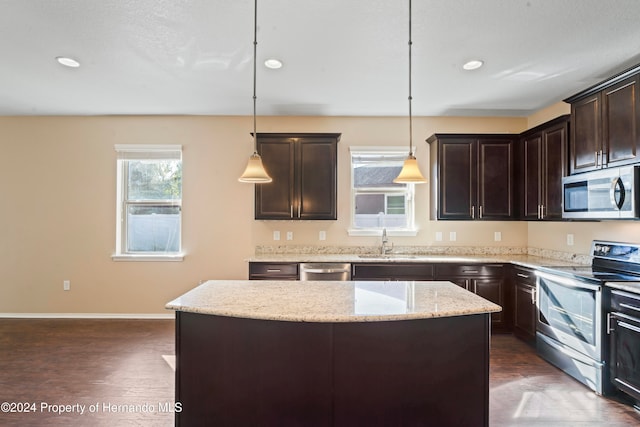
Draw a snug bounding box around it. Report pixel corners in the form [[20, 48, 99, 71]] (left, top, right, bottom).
[[0, 313, 175, 319]]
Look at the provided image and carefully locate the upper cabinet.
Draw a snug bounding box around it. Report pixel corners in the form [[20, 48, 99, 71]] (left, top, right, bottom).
[[427, 134, 516, 220], [565, 65, 640, 174], [518, 115, 569, 220], [255, 133, 340, 220]]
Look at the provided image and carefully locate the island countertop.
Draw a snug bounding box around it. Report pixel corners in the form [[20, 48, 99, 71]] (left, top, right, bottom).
[[166, 280, 502, 322]]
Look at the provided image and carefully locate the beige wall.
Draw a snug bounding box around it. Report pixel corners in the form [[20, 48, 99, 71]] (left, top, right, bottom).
[[2, 111, 639, 315]]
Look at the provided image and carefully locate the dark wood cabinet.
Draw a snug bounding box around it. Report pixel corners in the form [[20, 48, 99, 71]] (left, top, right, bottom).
[[511, 266, 537, 343], [608, 288, 640, 405], [428, 134, 515, 220], [255, 133, 340, 220], [249, 262, 299, 280], [519, 115, 569, 220], [351, 263, 434, 281], [565, 65, 640, 174], [434, 263, 506, 331]]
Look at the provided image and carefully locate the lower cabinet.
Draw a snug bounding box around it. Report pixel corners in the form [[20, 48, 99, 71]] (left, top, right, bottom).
[[434, 264, 506, 331], [351, 263, 434, 281], [511, 266, 537, 344], [249, 262, 299, 280]]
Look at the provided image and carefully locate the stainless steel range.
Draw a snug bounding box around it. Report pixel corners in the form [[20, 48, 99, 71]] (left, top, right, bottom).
[[535, 240, 640, 395]]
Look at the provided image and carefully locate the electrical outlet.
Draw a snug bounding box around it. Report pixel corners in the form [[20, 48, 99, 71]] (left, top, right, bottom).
[[273, 231, 280, 241], [319, 231, 326, 241], [567, 234, 574, 246], [286, 231, 293, 241], [435, 232, 443, 242], [449, 231, 457, 242], [63, 280, 70, 291], [494, 231, 502, 242]]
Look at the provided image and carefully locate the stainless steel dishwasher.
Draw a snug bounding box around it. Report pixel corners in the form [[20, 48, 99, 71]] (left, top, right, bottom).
[[299, 263, 351, 281]]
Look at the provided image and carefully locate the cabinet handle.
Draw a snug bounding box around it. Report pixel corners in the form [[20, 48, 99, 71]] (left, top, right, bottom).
[[595, 151, 599, 167], [517, 273, 530, 279], [266, 269, 282, 272], [471, 205, 475, 219], [290, 205, 294, 218], [607, 313, 613, 335], [479, 206, 483, 219], [298, 204, 301, 218], [462, 270, 479, 273], [541, 204, 545, 219], [620, 302, 640, 313], [531, 288, 536, 305]]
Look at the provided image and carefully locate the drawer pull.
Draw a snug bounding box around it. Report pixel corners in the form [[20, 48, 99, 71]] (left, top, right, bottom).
[[517, 273, 530, 279], [266, 269, 282, 273], [620, 302, 640, 313], [462, 270, 479, 274]]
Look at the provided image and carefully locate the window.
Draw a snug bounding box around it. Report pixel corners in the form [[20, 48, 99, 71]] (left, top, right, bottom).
[[113, 145, 183, 261], [349, 147, 417, 235]]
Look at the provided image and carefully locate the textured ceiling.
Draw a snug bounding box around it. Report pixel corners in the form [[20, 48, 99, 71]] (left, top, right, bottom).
[[2, 0, 640, 117]]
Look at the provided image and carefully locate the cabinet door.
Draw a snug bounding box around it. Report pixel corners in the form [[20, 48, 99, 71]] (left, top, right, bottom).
[[603, 75, 640, 167], [472, 278, 504, 327], [522, 134, 542, 219], [298, 138, 337, 220], [438, 139, 476, 219], [478, 139, 514, 219], [570, 94, 601, 174], [255, 139, 295, 219], [513, 282, 536, 342], [541, 122, 567, 219]]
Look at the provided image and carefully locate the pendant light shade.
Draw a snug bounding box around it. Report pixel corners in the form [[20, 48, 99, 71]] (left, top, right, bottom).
[[238, 0, 272, 184], [394, 155, 426, 183], [239, 152, 272, 182], [394, 0, 427, 184]]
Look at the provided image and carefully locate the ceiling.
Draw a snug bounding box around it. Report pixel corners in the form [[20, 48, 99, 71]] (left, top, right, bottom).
[[3, 0, 640, 117]]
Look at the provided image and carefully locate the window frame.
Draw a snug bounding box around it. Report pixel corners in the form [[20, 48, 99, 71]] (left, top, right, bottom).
[[112, 145, 184, 262], [348, 146, 418, 237]]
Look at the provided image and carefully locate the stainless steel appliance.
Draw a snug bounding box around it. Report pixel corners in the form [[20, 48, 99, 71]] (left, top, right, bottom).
[[562, 165, 640, 219], [300, 263, 351, 281], [536, 240, 640, 395]]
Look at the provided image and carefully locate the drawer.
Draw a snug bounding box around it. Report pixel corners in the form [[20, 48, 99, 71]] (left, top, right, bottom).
[[610, 289, 640, 317], [249, 262, 298, 279], [435, 264, 504, 278], [512, 266, 536, 285]]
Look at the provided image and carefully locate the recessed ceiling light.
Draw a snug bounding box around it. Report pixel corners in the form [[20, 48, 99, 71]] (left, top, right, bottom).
[[56, 56, 80, 68], [264, 58, 283, 69], [462, 60, 484, 71]]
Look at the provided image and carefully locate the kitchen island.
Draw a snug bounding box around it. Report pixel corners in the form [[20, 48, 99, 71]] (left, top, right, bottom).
[[166, 280, 502, 426]]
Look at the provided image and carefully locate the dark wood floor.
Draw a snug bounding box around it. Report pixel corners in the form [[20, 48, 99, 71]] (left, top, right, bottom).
[[0, 319, 638, 426]]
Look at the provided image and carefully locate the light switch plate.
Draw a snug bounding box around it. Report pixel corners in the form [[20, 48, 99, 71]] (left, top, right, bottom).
[[435, 231, 443, 242], [273, 231, 280, 241], [567, 233, 574, 246], [319, 231, 326, 241], [494, 231, 502, 242], [286, 231, 293, 241], [449, 231, 457, 241]]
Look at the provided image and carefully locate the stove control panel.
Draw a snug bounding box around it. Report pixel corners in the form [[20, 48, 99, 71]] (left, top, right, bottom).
[[592, 241, 640, 264]]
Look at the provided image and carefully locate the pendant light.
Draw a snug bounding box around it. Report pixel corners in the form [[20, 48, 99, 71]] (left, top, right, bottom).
[[394, 0, 427, 184], [239, 0, 272, 183]]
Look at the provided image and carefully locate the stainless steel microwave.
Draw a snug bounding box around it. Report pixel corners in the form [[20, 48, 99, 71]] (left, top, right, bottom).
[[562, 166, 640, 219]]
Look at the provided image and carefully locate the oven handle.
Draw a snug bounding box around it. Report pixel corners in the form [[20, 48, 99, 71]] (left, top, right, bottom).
[[536, 270, 602, 292], [618, 320, 640, 334]]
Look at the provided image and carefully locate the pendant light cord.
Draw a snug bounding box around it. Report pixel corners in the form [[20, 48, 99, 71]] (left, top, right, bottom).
[[408, 0, 413, 157], [252, 0, 258, 154]]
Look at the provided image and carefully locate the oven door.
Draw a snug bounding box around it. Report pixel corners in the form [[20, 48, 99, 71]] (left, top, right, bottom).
[[536, 271, 602, 360]]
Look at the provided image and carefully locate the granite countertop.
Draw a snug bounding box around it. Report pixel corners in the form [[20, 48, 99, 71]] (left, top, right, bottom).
[[248, 253, 585, 269], [166, 280, 502, 322]]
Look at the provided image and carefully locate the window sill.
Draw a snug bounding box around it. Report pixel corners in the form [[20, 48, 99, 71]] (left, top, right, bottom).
[[347, 229, 418, 237], [111, 253, 185, 262]]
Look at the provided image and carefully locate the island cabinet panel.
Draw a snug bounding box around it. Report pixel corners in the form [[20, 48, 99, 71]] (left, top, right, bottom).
[[428, 134, 515, 220], [255, 133, 340, 220], [510, 266, 537, 344], [566, 66, 640, 174], [519, 115, 569, 220], [175, 311, 490, 427], [351, 262, 434, 281], [434, 264, 506, 331], [248, 262, 298, 280]]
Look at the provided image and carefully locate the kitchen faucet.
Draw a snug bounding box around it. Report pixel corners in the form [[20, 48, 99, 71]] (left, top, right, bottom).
[[381, 228, 393, 255]]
